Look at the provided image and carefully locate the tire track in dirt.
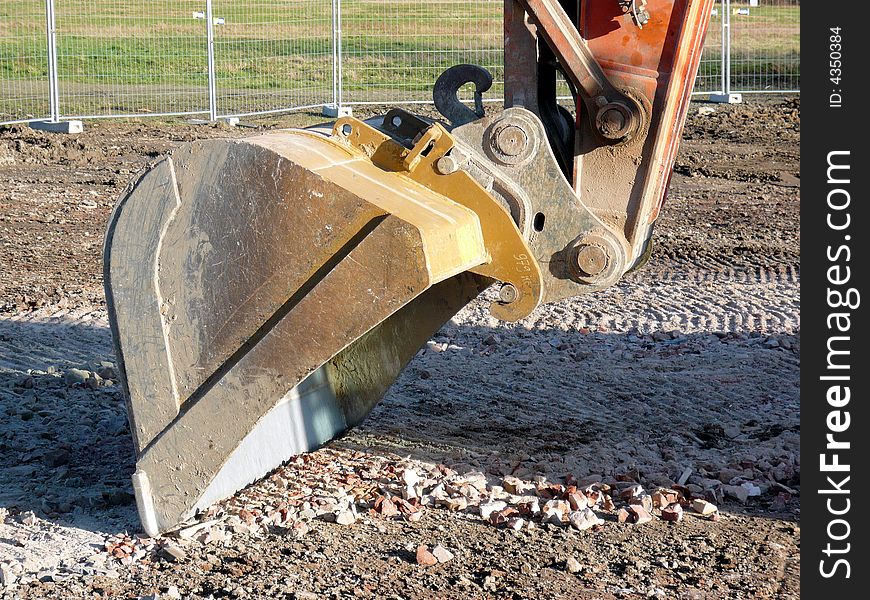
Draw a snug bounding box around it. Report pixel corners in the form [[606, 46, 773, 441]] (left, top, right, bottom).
[[641, 264, 799, 285], [0, 260, 799, 376], [510, 278, 799, 335]]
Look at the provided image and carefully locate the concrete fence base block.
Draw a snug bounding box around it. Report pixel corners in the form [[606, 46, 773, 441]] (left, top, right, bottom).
[[708, 93, 743, 104], [30, 120, 84, 134], [185, 117, 240, 126], [322, 104, 353, 118]]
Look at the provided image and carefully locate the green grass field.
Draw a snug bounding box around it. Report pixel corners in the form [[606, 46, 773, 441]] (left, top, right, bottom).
[[1, 0, 799, 121]]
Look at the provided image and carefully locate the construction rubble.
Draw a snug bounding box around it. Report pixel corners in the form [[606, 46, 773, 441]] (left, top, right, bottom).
[[83, 447, 731, 573]]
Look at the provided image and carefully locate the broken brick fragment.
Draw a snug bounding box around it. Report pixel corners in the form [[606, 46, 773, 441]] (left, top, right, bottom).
[[692, 499, 718, 516], [415, 545, 438, 566], [567, 490, 589, 511], [661, 503, 684, 522], [619, 484, 644, 501]]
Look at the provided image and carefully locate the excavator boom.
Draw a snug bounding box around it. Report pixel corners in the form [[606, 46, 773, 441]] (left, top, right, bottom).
[[105, 0, 714, 535]]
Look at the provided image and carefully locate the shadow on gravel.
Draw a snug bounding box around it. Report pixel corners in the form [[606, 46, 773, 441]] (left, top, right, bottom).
[[0, 316, 800, 536], [0, 317, 137, 534], [344, 323, 801, 522]]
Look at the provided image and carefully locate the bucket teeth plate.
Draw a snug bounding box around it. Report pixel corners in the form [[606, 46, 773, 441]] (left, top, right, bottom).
[[105, 130, 491, 534]]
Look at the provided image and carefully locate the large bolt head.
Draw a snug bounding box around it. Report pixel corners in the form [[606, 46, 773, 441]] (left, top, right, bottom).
[[435, 155, 459, 174], [569, 233, 623, 285], [483, 114, 539, 166], [494, 124, 527, 156], [595, 102, 634, 140], [575, 244, 608, 277], [498, 283, 519, 304]]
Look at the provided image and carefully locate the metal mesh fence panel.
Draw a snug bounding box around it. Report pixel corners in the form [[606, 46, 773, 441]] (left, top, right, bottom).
[[339, 1, 736, 105], [2, 1, 799, 123], [729, 0, 799, 92], [0, 0, 50, 124], [340, 0, 504, 105], [212, 1, 333, 118], [53, 1, 209, 118], [693, 1, 724, 95]]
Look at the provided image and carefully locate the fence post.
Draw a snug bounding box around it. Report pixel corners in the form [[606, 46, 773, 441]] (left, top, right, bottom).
[[31, 0, 83, 132], [709, 0, 741, 103], [323, 0, 351, 117], [331, 0, 338, 109], [724, 0, 732, 96], [45, 0, 59, 122], [720, 0, 727, 95], [205, 0, 218, 121]]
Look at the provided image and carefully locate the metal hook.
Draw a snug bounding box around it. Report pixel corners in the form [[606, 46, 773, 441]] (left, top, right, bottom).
[[433, 64, 493, 127]]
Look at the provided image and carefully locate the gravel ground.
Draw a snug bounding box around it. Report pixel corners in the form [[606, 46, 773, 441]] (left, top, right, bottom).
[[0, 97, 800, 599]]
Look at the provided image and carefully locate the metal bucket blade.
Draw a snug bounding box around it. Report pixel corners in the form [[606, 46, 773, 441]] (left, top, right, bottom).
[[105, 131, 489, 534]]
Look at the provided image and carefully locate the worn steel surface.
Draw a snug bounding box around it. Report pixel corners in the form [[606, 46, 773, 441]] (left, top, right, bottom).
[[105, 130, 492, 533], [450, 107, 628, 303]]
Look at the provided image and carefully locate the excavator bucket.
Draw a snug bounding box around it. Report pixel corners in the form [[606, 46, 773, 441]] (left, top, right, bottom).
[[105, 0, 715, 535], [105, 122, 542, 534]]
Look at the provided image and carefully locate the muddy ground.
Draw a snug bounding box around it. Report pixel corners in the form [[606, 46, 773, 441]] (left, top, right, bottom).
[[0, 97, 799, 599]]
